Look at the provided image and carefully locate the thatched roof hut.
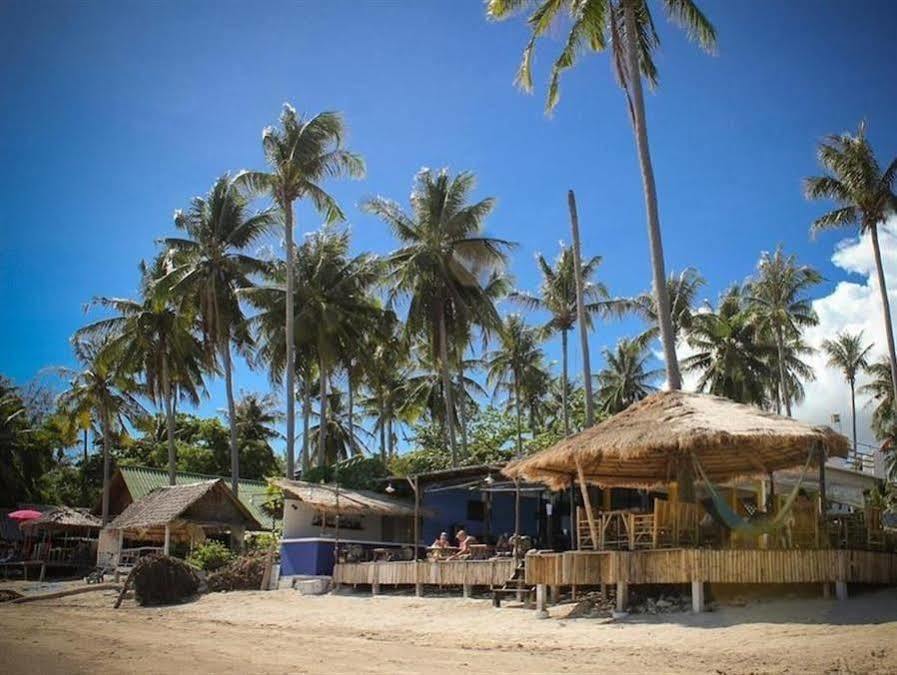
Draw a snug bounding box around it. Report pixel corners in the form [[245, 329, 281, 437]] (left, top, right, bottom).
[[107, 479, 262, 542], [273, 479, 417, 517], [504, 391, 850, 490], [20, 506, 101, 533]]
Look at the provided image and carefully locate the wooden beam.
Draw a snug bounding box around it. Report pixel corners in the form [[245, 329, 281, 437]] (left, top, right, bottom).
[[575, 457, 599, 551]]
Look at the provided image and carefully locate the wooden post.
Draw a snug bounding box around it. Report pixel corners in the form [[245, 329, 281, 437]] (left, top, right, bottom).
[[535, 583, 549, 618], [615, 581, 628, 612], [412, 475, 421, 593], [691, 580, 704, 613], [163, 524, 171, 556], [372, 562, 380, 596], [835, 581, 848, 601], [463, 584, 472, 598], [575, 457, 598, 551]]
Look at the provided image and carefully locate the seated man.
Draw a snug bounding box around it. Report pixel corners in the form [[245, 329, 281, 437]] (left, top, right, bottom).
[[431, 532, 450, 549], [449, 529, 476, 560]]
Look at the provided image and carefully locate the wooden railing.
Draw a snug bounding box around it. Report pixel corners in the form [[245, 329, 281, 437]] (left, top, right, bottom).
[[334, 558, 516, 587]]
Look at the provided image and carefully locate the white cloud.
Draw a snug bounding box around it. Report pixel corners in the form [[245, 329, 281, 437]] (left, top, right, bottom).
[[793, 216, 897, 454]]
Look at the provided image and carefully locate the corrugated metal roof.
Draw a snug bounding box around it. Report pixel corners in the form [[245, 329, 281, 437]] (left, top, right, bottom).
[[117, 466, 272, 530]]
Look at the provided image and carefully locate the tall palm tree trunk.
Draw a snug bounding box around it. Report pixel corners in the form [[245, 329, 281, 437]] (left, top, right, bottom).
[[623, 0, 682, 391], [387, 416, 394, 458], [774, 326, 791, 417], [513, 369, 524, 458], [162, 356, 176, 486], [437, 305, 458, 466], [283, 197, 297, 481], [849, 378, 858, 452], [301, 382, 311, 475], [222, 342, 240, 491], [100, 407, 111, 525], [318, 355, 327, 468], [458, 359, 469, 457], [82, 428, 89, 505], [567, 190, 595, 425], [347, 364, 355, 455], [870, 224, 897, 413], [379, 398, 387, 463], [561, 328, 570, 436]]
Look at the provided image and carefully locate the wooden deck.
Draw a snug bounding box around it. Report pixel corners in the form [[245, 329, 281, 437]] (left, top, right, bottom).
[[334, 558, 517, 588], [525, 548, 897, 586]]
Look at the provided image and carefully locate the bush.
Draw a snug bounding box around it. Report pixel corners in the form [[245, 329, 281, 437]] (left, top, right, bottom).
[[131, 554, 200, 606], [206, 552, 267, 592], [186, 540, 234, 572]]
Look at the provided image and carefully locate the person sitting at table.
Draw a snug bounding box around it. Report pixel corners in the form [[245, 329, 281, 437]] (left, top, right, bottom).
[[431, 532, 450, 549], [449, 529, 476, 559]]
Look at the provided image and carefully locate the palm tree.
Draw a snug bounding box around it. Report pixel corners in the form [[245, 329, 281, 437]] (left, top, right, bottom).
[[805, 122, 897, 418], [512, 245, 610, 436], [595, 336, 660, 415], [363, 168, 513, 466], [242, 104, 365, 484], [161, 173, 277, 492], [76, 258, 206, 485], [484, 314, 546, 458], [58, 337, 146, 524], [822, 331, 873, 452], [610, 267, 706, 343], [308, 388, 370, 465], [487, 0, 717, 391], [746, 247, 821, 417], [682, 286, 775, 406], [244, 227, 380, 468], [860, 357, 895, 441]]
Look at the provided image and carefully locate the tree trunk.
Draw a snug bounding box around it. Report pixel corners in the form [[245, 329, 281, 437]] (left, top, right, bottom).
[[387, 415, 394, 459], [514, 369, 524, 458], [283, 196, 297, 483], [223, 341, 241, 492], [622, 0, 682, 391], [850, 378, 858, 453], [347, 362, 355, 456], [318, 354, 327, 468], [567, 190, 595, 426], [162, 356, 176, 486], [82, 428, 89, 505], [100, 407, 111, 526], [379, 397, 387, 463], [775, 325, 791, 417], [437, 304, 458, 466], [870, 223, 897, 417], [301, 380, 311, 475], [458, 359, 469, 458], [561, 328, 570, 435]]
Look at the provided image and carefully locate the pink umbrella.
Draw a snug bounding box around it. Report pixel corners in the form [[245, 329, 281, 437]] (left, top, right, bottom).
[[8, 509, 42, 522]]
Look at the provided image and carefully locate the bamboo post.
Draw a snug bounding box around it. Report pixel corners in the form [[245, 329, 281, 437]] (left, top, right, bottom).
[[413, 476, 421, 596], [575, 457, 598, 551], [163, 524, 171, 556]]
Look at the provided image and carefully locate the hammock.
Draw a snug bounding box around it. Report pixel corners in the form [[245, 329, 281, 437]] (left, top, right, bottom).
[[691, 451, 814, 537]]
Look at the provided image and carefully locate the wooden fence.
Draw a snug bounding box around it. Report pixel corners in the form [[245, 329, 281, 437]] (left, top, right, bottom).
[[525, 549, 897, 586], [334, 559, 516, 587]]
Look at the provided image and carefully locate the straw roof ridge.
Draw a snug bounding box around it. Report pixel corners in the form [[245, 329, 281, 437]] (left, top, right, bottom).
[[504, 390, 850, 490], [273, 479, 417, 517], [22, 505, 101, 530]]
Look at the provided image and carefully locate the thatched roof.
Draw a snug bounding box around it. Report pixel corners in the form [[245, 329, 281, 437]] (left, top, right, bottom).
[[504, 391, 850, 490], [274, 479, 417, 517], [107, 479, 262, 532], [21, 506, 101, 531]]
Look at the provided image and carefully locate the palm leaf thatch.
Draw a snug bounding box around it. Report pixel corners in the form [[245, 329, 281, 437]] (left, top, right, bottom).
[[503, 390, 849, 490], [273, 479, 418, 517]]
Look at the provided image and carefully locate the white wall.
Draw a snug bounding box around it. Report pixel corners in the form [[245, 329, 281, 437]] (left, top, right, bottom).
[[282, 499, 382, 540]]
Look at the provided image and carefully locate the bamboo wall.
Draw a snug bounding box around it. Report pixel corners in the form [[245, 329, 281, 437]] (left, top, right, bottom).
[[524, 549, 897, 586], [334, 559, 516, 587]]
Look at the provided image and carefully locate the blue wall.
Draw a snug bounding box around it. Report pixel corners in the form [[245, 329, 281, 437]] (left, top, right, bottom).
[[421, 489, 540, 546], [281, 540, 336, 576]]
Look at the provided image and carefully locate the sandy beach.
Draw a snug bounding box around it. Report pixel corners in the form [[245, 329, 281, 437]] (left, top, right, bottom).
[[2, 582, 896, 674]]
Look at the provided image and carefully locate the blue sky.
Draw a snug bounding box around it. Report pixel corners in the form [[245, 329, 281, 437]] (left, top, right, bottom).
[[2, 0, 896, 453]]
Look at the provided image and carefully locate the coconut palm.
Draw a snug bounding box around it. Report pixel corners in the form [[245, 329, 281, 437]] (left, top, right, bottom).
[[595, 336, 660, 415], [484, 314, 546, 458], [860, 357, 895, 441], [363, 168, 513, 466], [307, 388, 371, 465], [822, 331, 873, 452], [58, 337, 146, 524], [161, 173, 277, 492], [241, 104, 365, 484], [805, 123, 897, 417], [609, 267, 705, 343], [487, 0, 717, 391], [512, 245, 610, 436], [746, 247, 821, 417], [75, 258, 206, 486], [682, 286, 775, 406], [244, 227, 380, 468]]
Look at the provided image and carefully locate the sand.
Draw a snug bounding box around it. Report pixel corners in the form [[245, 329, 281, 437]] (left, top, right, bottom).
[[1, 581, 896, 674]]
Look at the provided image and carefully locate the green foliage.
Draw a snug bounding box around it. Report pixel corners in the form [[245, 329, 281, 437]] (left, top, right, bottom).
[[304, 457, 389, 490], [186, 541, 235, 572]]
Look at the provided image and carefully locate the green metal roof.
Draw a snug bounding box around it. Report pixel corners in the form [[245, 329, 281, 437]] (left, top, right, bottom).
[[117, 466, 273, 530]]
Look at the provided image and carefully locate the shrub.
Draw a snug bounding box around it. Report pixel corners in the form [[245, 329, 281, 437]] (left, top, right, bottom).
[[206, 552, 267, 592], [186, 540, 234, 572], [131, 554, 200, 606]]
